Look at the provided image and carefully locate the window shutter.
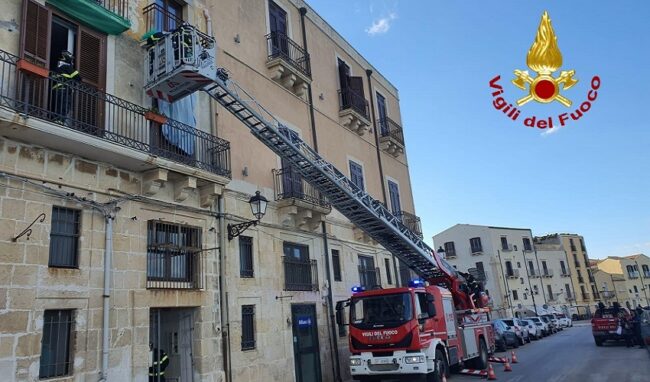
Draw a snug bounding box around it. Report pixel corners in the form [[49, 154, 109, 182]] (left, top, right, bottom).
[[77, 26, 106, 91], [20, 0, 51, 68]]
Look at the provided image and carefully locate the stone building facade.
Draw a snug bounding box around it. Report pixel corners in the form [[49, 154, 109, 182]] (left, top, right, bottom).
[[0, 0, 419, 381], [594, 254, 650, 310]]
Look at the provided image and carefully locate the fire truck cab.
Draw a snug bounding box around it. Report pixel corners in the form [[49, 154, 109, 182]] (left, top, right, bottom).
[[337, 281, 494, 382]]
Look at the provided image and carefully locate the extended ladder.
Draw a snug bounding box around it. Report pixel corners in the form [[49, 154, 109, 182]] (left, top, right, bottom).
[[202, 72, 457, 281]]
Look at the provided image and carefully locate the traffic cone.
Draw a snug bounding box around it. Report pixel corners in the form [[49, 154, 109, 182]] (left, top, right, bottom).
[[511, 350, 519, 364], [487, 363, 497, 380], [503, 360, 512, 372]]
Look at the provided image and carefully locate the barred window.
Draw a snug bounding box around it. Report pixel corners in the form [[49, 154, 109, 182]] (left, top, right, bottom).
[[332, 250, 342, 282], [239, 236, 254, 278], [49, 207, 81, 268], [40, 310, 74, 378], [147, 221, 202, 288], [241, 305, 256, 350]]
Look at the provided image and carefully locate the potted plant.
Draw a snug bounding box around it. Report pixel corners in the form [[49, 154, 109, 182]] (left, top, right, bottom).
[[144, 107, 168, 125]]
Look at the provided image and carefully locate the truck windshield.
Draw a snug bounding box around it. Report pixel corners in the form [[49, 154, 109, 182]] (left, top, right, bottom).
[[350, 293, 413, 329]]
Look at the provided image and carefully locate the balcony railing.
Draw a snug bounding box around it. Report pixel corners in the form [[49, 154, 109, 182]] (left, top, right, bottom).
[[566, 293, 575, 301], [471, 247, 483, 255], [338, 87, 369, 120], [359, 266, 381, 289], [147, 250, 204, 289], [581, 292, 590, 300], [96, 0, 129, 20], [379, 117, 404, 145], [266, 32, 311, 78], [542, 269, 553, 277], [273, 167, 330, 209], [0, 50, 230, 178], [644, 271, 650, 278], [578, 276, 585, 283], [529, 269, 541, 278], [506, 269, 520, 279], [283, 257, 318, 291], [561, 270, 571, 277], [144, 3, 194, 33], [397, 211, 422, 238], [628, 272, 640, 279]]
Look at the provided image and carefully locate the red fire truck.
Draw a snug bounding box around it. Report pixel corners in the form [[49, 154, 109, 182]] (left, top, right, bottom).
[[337, 276, 495, 382]]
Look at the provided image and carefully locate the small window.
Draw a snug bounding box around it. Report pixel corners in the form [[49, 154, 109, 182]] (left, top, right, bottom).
[[469, 237, 482, 253], [547, 285, 553, 298], [384, 258, 393, 285], [520, 277, 524, 284], [634, 285, 639, 293], [40, 309, 74, 378], [349, 160, 365, 191], [512, 290, 519, 300], [239, 236, 254, 278], [517, 262, 521, 268], [332, 250, 342, 282], [241, 305, 256, 350], [49, 207, 81, 268]]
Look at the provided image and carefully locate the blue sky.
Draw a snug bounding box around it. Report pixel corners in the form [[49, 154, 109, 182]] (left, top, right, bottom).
[[306, 0, 650, 259]]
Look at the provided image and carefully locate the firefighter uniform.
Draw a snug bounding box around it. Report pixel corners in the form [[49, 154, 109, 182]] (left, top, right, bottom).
[[149, 347, 170, 382], [51, 51, 80, 124]]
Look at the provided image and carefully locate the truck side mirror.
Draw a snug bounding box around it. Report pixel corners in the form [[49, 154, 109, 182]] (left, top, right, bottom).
[[335, 300, 348, 326]]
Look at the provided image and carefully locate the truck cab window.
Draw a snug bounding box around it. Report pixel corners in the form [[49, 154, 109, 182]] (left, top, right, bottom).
[[416, 292, 432, 319]]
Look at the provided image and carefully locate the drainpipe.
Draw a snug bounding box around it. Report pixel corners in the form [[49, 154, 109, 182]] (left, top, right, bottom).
[[365, 69, 399, 286], [100, 213, 114, 381], [497, 249, 514, 317], [217, 195, 231, 382], [299, 8, 341, 381], [203, 9, 217, 136]]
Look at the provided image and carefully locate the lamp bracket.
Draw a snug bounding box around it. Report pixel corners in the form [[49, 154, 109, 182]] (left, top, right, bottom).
[[227, 220, 258, 241]]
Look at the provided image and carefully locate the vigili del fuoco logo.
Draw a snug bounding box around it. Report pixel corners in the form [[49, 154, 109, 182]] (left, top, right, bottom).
[[489, 11, 600, 129]]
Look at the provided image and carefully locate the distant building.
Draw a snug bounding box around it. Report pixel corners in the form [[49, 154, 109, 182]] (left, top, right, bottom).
[[434, 224, 548, 318], [535, 233, 598, 318], [594, 254, 650, 309]]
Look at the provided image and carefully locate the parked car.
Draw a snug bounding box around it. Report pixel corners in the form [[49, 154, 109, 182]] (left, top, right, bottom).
[[556, 313, 572, 327], [493, 320, 519, 350], [529, 317, 550, 336], [540, 315, 557, 333], [501, 319, 529, 345], [520, 319, 541, 340], [543, 314, 562, 331]]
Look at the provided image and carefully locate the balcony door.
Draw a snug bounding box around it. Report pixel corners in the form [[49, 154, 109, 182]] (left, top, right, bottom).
[[377, 92, 388, 135], [269, 1, 288, 56], [359, 255, 377, 288], [387, 180, 401, 216], [281, 158, 303, 198]]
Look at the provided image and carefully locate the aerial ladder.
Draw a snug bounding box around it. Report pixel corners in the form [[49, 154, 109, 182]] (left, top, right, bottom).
[[143, 23, 484, 309]]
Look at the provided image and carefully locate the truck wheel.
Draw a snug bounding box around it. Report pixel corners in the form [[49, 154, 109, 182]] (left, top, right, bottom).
[[429, 349, 449, 382], [468, 338, 488, 370], [594, 337, 604, 347]]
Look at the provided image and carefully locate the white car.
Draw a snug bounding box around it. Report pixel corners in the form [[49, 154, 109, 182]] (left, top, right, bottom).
[[520, 319, 541, 339], [528, 316, 550, 336], [502, 318, 530, 344], [556, 313, 572, 328]]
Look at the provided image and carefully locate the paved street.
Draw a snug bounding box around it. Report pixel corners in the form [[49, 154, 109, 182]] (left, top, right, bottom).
[[453, 323, 650, 382]]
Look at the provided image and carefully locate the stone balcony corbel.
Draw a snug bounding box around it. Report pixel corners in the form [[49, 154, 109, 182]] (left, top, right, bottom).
[[143, 168, 168, 196], [174, 176, 197, 202], [199, 183, 223, 208]]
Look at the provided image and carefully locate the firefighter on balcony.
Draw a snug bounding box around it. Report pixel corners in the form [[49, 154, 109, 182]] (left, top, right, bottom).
[[149, 342, 170, 381], [51, 50, 80, 125]]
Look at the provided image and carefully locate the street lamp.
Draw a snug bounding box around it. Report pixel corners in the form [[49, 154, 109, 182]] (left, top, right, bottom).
[[227, 191, 268, 240], [437, 246, 446, 259]]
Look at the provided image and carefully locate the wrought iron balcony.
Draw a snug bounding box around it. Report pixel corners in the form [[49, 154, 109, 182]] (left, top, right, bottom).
[[47, 0, 130, 34], [359, 266, 381, 289], [339, 87, 370, 121], [529, 269, 541, 278], [542, 269, 553, 277], [506, 269, 520, 279], [266, 32, 311, 78], [273, 167, 330, 209], [561, 271, 571, 277], [397, 211, 422, 238], [0, 49, 231, 178], [378, 117, 404, 157], [283, 257, 318, 291]]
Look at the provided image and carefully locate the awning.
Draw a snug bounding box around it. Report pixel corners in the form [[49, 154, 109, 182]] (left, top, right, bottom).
[[47, 0, 131, 35]]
